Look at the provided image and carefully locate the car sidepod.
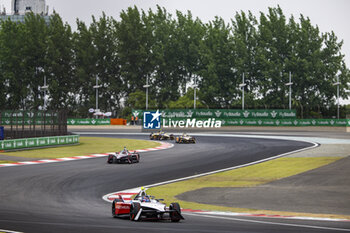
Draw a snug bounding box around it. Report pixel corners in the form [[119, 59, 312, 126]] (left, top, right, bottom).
[[112, 200, 131, 218]]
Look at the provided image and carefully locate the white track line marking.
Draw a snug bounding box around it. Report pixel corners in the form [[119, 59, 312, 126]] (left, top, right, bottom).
[[184, 212, 350, 232], [0, 229, 24, 233]]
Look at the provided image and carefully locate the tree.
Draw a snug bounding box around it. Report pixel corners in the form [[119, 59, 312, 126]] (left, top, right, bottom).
[[148, 6, 181, 107], [127, 90, 156, 109], [46, 13, 74, 110], [72, 19, 97, 116], [255, 6, 290, 108], [90, 13, 123, 113], [21, 13, 49, 110], [231, 11, 258, 108], [0, 19, 26, 109], [116, 6, 154, 95], [168, 88, 205, 109], [198, 16, 237, 108]]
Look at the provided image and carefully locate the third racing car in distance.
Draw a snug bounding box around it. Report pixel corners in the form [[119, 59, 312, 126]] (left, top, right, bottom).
[[175, 133, 196, 144], [107, 147, 140, 164], [149, 130, 174, 140], [112, 187, 184, 222]]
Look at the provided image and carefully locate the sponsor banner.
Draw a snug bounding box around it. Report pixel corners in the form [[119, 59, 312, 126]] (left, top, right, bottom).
[[0, 111, 58, 118], [67, 119, 110, 125], [160, 118, 348, 127], [219, 119, 349, 127], [132, 109, 297, 119], [0, 135, 79, 151], [0, 118, 58, 125]]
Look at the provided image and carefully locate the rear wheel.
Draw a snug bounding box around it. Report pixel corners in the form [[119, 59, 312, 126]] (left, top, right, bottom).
[[169, 202, 181, 222], [130, 202, 141, 221]]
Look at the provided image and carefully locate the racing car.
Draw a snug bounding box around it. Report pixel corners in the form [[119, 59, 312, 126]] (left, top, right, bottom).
[[149, 130, 174, 140], [112, 187, 184, 222], [107, 147, 140, 164], [175, 133, 196, 143]]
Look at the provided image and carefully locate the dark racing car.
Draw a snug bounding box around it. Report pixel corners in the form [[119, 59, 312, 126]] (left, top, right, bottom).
[[107, 147, 140, 164], [175, 133, 196, 143], [149, 130, 174, 140]]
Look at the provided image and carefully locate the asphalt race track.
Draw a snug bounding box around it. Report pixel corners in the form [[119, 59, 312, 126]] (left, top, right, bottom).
[[0, 132, 349, 233]]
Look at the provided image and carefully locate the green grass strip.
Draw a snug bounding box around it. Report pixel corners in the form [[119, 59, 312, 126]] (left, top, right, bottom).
[[0, 161, 15, 164], [1, 137, 160, 159], [147, 156, 348, 219]]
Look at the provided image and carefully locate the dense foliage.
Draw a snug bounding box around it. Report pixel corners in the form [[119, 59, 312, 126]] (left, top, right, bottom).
[[0, 6, 349, 118]]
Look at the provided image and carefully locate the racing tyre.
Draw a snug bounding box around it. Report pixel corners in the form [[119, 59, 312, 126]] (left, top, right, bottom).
[[130, 202, 141, 221], [169, 202, 181, 222], [107, 155, 114, 164], [112, 200, 118, 218]]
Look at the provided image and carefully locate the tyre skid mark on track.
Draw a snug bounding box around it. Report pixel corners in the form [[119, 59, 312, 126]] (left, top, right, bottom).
[[0, 142, 173, 168]]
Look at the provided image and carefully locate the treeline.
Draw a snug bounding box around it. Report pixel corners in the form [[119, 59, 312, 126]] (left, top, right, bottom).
[[0, 6, 349, 118]]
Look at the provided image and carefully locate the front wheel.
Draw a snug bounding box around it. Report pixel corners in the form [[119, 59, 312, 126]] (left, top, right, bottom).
[[107, 155, 114, 164], [169, 202, 181, 222], [130, 202, 141, 221]]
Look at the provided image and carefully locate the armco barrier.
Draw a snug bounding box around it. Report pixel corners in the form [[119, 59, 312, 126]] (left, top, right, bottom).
[[0, 135, 79, 151], [132, 109, 297, 119]]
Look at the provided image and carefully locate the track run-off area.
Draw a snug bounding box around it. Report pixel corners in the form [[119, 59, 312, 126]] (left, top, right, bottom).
[[0, 130, 350, 233]]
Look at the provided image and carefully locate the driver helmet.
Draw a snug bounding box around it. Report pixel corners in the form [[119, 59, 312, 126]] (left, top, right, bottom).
[[142, 196, 150, 202], [122, 146, 128, 153]]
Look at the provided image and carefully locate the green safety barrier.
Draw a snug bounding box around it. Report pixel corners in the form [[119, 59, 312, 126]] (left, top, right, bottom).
[[0, 118, 59, 125], [132, 109, 297, 119], [220, 118, 350, 127], [67, 118, 110, 125], [0, 135, 79, 151], [161, 118, 350, 127], [0, 118, 110, 125], [1, 111, 58, 118]]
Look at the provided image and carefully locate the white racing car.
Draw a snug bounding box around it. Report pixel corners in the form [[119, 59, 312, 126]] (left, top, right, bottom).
[[107, 147, 140, 164], [112, 187, 184, 222]]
